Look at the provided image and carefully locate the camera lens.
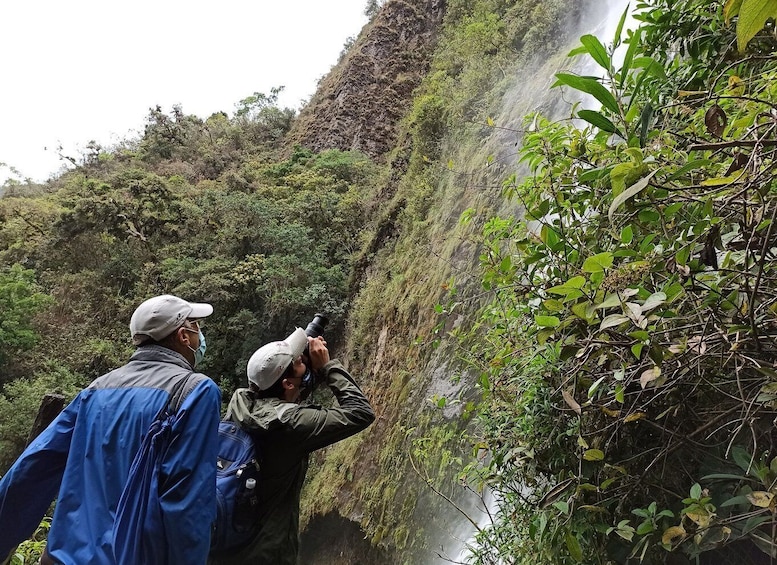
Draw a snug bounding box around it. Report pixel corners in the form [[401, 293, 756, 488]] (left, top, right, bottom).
[[304, 314, 329, 338]]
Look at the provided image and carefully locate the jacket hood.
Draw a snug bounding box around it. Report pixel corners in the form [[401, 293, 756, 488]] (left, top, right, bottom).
[[227, 389, 295, 432]]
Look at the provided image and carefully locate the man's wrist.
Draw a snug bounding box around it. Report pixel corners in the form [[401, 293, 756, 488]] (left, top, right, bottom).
[[320, 359, 342, 377]]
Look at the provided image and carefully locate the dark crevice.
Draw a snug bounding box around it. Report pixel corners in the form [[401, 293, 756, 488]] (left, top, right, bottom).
[[299, 512, 395, 565]]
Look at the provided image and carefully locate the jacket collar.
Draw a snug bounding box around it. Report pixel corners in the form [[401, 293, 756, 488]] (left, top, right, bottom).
[[130, 344, 194, 371]]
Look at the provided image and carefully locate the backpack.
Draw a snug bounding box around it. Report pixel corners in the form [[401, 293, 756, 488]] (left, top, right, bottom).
[[113, 373, 195, 564], [210, 420, 262, 553]]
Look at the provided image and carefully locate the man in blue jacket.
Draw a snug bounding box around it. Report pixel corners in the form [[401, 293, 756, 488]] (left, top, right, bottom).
[[0, 294, 221, 565]]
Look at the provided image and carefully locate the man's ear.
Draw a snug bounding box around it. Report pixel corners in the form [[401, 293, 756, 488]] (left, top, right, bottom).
[[176, 326, 191, 347], [281, 378, 295, 391]]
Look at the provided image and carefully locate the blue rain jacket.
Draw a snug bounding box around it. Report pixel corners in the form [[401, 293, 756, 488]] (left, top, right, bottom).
[[0, 345, 221, 564]]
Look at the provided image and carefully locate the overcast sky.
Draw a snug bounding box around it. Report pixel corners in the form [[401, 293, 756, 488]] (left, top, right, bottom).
[[0, 0, 368, 184]]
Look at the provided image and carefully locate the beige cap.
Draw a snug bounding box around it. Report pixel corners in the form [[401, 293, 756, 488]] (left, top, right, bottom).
[[247, 328, 308, 389]]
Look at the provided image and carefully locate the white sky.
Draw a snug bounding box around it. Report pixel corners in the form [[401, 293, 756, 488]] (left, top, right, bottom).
[[0, 0, 369, 184]]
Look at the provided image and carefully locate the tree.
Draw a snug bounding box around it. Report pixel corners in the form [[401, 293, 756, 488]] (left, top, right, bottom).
[[0, 265, 52, 374], [364, 0, 384, 20]]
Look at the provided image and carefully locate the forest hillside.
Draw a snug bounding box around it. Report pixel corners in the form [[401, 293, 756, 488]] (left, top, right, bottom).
[[2, 0, 777, 564]]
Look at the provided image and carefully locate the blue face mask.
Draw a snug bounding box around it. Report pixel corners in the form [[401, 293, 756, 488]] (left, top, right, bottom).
[[186, 330, 207, 367]]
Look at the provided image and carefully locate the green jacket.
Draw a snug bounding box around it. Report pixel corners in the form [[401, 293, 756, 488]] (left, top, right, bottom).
[[209, 359, 375, 565]]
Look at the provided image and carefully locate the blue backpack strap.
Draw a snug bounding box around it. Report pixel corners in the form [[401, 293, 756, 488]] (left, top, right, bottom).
[[112, 371, 194, 563]]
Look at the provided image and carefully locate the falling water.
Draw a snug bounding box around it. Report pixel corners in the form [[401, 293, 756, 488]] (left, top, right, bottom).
[[425, 0, 632, 563]]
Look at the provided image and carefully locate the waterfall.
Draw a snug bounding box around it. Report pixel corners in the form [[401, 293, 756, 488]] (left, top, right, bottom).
[[418, 483, 498, 564], [425, 1, 631, 563]]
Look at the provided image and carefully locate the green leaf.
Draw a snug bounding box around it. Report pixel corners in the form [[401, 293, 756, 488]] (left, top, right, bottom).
[[588, 375, 607, 398], [731, 446, 755, 474], [579, 166, 613, 183], [638, 103, 653, 148], [572, 301, 596, 322], [580, 34, 611, 70], [608, 169, 660, 222], [601, 314, 629, 330], [664, 202, 684, 218], [541, 225, 561, 248], [563, 290, 585, 303], [613, 5, 629, 48], [736, 0, 777, 51], [667, 159, 712, 181], [744, 515, 772, 533], [553, 72, 620, 114], [528, 198, 551, 219], [636, 521, 655, 535], [543, 298, 565, 312], [642, 292, 667, 311], [536, 315, 561, 328], [725, 0, 744, 21], [567, 45, 589, 57], [583, 252, 614, 273], [638, 209, 660, 223], [676, 246, 690, 266], [583, 449, 605, 461], [578, 109, 621, 135], [699, 174, 743, 186], [720, 495, 753, 508], [596, 293, 622, 309], [621, 225, 634, 244], [620, 27, 642, 89], [547, 285, 573, 296], [566, 532, 584, 562], [548, 276, 587, 296]]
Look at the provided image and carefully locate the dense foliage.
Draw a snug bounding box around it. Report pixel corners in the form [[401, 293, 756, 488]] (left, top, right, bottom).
[[0, 94, 378, 477], [449, 0, 777, 563]]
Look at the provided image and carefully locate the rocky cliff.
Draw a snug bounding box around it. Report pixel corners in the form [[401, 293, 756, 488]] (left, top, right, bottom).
[[284, 0, 445, 160]]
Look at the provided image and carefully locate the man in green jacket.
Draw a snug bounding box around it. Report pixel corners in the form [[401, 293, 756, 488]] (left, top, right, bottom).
[[209, 327, 375, 565]]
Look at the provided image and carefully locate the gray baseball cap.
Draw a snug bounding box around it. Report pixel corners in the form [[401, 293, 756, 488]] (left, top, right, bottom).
[[130, 294, 213, 345], [247, 328, 308, 390]]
